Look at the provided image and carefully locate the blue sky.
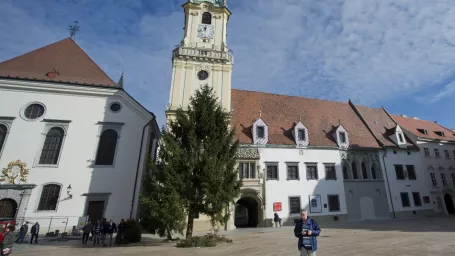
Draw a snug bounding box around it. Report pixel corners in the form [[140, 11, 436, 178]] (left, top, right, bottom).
[[2, 0, 455, 128]]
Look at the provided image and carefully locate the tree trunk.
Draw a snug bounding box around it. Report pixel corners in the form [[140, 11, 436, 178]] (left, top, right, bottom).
[[167, 230, 172, 241], [186, 210, 194, 238]]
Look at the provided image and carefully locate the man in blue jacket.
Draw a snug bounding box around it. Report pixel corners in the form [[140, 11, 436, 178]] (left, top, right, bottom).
[[294, 209, 321, 256]]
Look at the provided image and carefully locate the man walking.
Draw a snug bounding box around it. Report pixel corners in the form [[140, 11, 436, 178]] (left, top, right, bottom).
[[294, 209, 321, 256], [104, 219, 117, 246], [29, 222, 40, 244], [92, 220, 102, 245], [82, 221, 93, 244], [116, 219, 125, 244], [17, 221, 29, 244]]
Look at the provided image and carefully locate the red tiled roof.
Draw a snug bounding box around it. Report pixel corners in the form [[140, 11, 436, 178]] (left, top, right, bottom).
[[392, 115, 455, 142], [354, 105, 417, 148], [231, 89, 381, 149], [0, 38, 117, 87]]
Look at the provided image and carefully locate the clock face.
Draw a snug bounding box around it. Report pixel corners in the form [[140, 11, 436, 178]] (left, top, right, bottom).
[[197, 24, 214, 39]]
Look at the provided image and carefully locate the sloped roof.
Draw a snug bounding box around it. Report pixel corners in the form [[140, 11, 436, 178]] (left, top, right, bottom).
[[393, 115, 455, 142], [354, 105, 416, 148], [231, 89, 381, 149], [0, 38, 117, 87]]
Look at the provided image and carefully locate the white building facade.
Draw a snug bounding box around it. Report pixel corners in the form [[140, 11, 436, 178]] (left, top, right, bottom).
[[0, 38, 159, 234]]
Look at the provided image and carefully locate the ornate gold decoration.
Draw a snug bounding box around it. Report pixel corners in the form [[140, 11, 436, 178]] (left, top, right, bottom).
[[190, 11, 199, 16], [214, 14, 222, 19], [1, 160, 29, 184]]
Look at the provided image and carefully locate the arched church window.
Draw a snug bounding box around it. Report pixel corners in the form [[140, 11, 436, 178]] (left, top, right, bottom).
[[38, 184, 61, 211], [39, 127, 65, 165], [361, 162, 368, 179], [202, 12, 212, 24], [371, 165, 377, 179], [0, 124, 7, 152], [351, 162, 358, 179], [95, 129, 119, 165]]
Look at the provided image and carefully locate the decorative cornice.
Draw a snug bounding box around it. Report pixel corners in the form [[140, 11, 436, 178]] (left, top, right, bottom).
[[42, 119, 72, 124], [0, 117, 16, 121]]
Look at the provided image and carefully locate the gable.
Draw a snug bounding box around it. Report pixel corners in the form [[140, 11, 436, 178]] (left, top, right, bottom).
[[0, 38, 117, 87]]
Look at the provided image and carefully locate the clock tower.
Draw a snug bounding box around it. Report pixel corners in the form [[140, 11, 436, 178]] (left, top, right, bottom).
[[166, 0, 233, 122]]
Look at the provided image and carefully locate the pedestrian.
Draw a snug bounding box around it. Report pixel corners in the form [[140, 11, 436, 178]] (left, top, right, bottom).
[[92, 220, 102, 245], [16, 221, 29, 244], [294, 209, 321, 256], [29, 222, 40, 244], [2, 225, 16, 254], [100, 218, 107, 246], [104, 219, 116, 246], [274, 212, 282, 227], [82, 221, 93, 244], [116, 219, 125, 245]]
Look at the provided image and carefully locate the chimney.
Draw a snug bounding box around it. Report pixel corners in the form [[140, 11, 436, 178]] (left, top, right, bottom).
[[401, 115, 407, 117], [434, 121, 438, 124], [412, 117, 419, 120]]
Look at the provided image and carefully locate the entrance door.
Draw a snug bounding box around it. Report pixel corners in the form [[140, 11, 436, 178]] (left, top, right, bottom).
[[444, 194, 455, 214], [0, 199, 17, 219], [86, 201, 105, 223], [234, 197, 258, 228], [360, 196, 375, 220]]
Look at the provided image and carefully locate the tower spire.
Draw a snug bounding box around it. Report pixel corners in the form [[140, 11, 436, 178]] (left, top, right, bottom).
[[118, 72, 124, 88]]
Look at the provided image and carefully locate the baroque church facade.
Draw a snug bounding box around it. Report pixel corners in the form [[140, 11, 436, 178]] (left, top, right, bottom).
[[166, 0, 454, 231], [0, 38, 160, 232]]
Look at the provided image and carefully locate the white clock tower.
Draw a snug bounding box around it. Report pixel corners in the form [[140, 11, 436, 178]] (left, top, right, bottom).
[[166, 0, 233, 122]]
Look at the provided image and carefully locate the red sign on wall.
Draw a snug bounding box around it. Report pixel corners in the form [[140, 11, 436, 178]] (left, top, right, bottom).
[[423, 196, 430, 204], [273, 202, 282, 212]]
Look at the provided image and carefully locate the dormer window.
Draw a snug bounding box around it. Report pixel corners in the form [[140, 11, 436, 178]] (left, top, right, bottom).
[[202, 12, 212, 24], [417, 128, 428, 135], [398, 133, 404, 143], [435, 131, 445, 137], [257, 126, 265, 138], [339, 132, 346, 143], [298, 129, 306, 141]]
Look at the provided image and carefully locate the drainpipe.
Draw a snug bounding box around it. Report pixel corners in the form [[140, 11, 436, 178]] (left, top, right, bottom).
[[381, 149, 396, 218], [130, 118, 153, 219]]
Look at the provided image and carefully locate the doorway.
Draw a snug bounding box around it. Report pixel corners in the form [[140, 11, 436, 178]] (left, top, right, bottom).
[[86, 201, 105, 223], [360, 196, 375, 220], [0, 199, 17, 219], [444, 194, 455, 214], [234, 197, 258, 228]]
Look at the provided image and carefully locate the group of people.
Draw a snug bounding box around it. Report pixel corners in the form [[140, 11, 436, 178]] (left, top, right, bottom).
[[81, 218, 126, 246], [17, 222, 40, 244]]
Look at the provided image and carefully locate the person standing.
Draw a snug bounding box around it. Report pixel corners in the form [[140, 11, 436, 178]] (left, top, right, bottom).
[[92, 220, 102, 245], [29, 222, 40, 244], [274, 212, 282, 227], [116, 219, 125, 244], [104, 219, 116, 246], [100, 218, 108, 246], [82, 221, 93, 245], [17, 221, 29, 244], [294, 209, 321, 256]]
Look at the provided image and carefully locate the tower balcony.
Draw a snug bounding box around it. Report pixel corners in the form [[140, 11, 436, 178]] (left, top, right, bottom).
[[172, 46, 233, 63]]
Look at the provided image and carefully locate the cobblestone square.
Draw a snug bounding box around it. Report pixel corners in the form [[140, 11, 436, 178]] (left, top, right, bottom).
[[13, 217, 455, 256]]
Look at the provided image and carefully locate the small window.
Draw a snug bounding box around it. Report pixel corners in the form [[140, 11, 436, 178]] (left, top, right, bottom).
[[417, 128, 428, 135], [306, 165, 318, 180], [424, 148, 430, 157], [412, 192, 422, 207], [298, 129, 306, 141], [351, 162, 359, 179], [342, 164, 349, 180], [202, 12, 212, 25], [435, 131, 445, 137], [400, 192, 410, 207], [436, 196, 443, 209], [38, 184, 61, 211], [239, 162, 256, 179], [325, 165, 336, 180], [95, 129, 119, 165], [371, 165, 377, 179], [398, 133, 404, 143], [451, 173, 455, 187], [110, 102, 122, 113], [24, 103, 45, 120], [434, 149, 440, 158], [289, 197, 301, 214], [430, 173, 437, 187], [339, 132, 346, 143], [406, 165, 416, 180], [445, 149, 450, 158], [0, 124, 7, 153], [287, 164, 299, 180], [39, 127, 65, 165], [395, 165, 405, 180], [266, 164, 278, 180], [256, 126, 265, 139], [361, 162, 368, 179], [328, 195, 340, 212], [441, 173, 448, 187], [197, 70, 209, 80]]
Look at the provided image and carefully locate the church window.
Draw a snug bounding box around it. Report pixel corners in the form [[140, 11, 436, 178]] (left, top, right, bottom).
[[95, 129, 119, 165], [257, 126, 265, 139], [197, 70, 209, 80], [39, 127, 64, 165], [361, 162, 368, 179], [0, 124, 7, 153], [298, 129, 306, 141], [202, 12, 212, 25], [109, 102, 122, 113], [38, 184, 61, 211], [24, 103, 45, 120]]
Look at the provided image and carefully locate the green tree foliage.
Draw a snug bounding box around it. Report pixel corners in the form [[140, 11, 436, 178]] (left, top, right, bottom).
[[140, 85, 242, 239]]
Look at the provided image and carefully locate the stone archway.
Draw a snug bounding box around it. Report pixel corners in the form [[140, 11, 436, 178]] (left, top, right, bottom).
[[444, 194, 455, 214], [0, 198, 17, 219], [235, 195, 261, 228]]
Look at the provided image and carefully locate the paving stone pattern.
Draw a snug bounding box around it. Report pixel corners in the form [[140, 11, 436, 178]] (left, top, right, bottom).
[[13, 217, 455, 256]]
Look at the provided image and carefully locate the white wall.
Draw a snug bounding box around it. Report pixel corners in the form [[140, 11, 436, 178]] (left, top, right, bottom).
[[261, 147, 347, 219], [0, 80, 152, 230], [381, 148, 432, 212]]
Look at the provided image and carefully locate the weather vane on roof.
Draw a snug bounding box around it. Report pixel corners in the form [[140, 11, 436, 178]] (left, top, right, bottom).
[[69, 21, 80, 40]]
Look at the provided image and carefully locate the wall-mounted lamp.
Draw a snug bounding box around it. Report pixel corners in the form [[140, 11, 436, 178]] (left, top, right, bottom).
[[67, 185, 73, 198]]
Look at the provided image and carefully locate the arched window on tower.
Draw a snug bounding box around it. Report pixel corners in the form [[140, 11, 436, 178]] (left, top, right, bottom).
[[39, 127, 65, 165], [202, 12, 212, 24], [95, 129, 119, 165]]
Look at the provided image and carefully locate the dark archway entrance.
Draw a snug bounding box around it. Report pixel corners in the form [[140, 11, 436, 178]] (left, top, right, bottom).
[[0, 199, 17, 219], [444, 194, 455, 214], [235, 197, 258, 228]]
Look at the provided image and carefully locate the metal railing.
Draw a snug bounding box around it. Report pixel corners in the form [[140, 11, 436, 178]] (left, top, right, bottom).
[[14, 216, 82, 235]]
